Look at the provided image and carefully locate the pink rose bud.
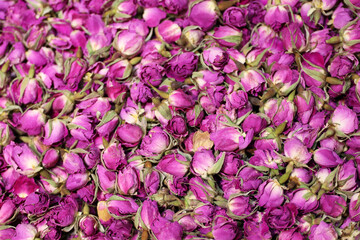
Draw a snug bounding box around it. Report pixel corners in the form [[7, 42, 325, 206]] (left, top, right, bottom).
[[9, 77, 43, 105], [115, 0, 137, 22], [191, 149, 215, 177], [97, 165, 116, 193], [264, 5, 289, 31], [157, 153, 189, 177], [43, 119, 68, 146], [279, 228, 304, 240], [3, 142, 41, 176], [144, 170, 160, 195], [107, 196, 139, 216], [338, 160, 357, 191], [62, 152, 86, 174], [165, 52, 199, 82], [102, 143, 126, 170], [0, 200, 16, 224], [182, 28, 205, 50], [161, 0, 188, 14], [242, 114, 267, 134], [69, 115, 93, 142], [256, 179, 284, 208], [151, 217, 183, 240], [294, 91, 315, 124], [17, 109, 46, 136], [26, 50, 47, 66], [116, 123, 143, 147], [25, 25, 48, 50], [213, 26, 242, 47], [342, 20, 360, 53], [42, 149, 59, 168], [168, 89, 195, 108], [221, 152, 243, 176], [264, 98, 295, 127], [240, 69, 265, 95], [96, 112, 119, 137], [189, 0, 218, 31], [189, 177, 216, 203], [349, 193, 360, 221], [313, 148, 344, 167], [264, 203, 298, 231], [107, 59, 132, 80], [301, 52, 326, 87], [141, 199, 160, 229], [8, 42, 25, 65], [309, 221, 337, 240], [143, 8, 166, 27], [289, 189, 318, 213], [66, 172, 89, 191], [320, 194, 346, 218], [117, 166, 139, 195], [0, 227, 15, 239], [77, 97, 111, 118], [12, 224, 37, 240], [281, 23, 306, 52], [284, 137, 312, 164], [79, 215, 98, 236], [138, 126, 169, 157], [331, 104, 359, 134], [290, 168, 312, 184], [157, 20, 181, 43], [210, 127, 241, 152], [63, 57, 88, 92], [228, 195, 251, 217], [113, 30, 144, 57], [202, 47, 229, 71]]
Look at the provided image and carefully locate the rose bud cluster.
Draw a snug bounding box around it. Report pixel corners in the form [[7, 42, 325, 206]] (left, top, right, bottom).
[[0, 0, 360, 239]]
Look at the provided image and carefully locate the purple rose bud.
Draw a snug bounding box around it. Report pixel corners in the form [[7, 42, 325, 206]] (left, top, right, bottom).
[[63, 152, 85, 174], [238, 167, 263, 191], [332, 4, 353, 29], [242, 114, 267, 134], [77, 97, 111, 118], [313, 148, 344, 167], [26, 50, 47, 66], [320, 194, 346, 218], [83, 147, 100, 169], [23, 192, 50, 215], [13, 175, 39, 199], [96, 113, 119, 137], [9, 77, 43, 105], [191, 149, 216, 177], [228, 195, 251, 217], [16, 109, 46, 136], [289, 189, 318, 213], [117, 166, 139, 195], [63, 58, 88, 92], [165, 52, 198, 82], [167, 177, 188, 196], [343, 21, 360, 53], [4, 142, 41, 176], [349, 193, 360, 221], [247, 1, 265, 25], [151, 217, 183, 240], [77, 184, 95, 204], [225, 89, 248, 110], [43, 119, 68, 146], [141, 199, 160, 229], [0, 199, 15, 224], [107, 196, 139, 216], [116, 124, 143, 147], [240, 69, 265, 95], [162, 0, 187, 14], [69, 115, 93, 142], [66, 172, 89, 191], [210, 127, 241, 152], [294, 91, 315, 124], [279, 228, 304, 240], [284, 137, 312, 164], [189, 0, 218, 31], [0, 227, 15, 239], [157, 153, 189, 177], [138, 63, 165, 87], [168, 89, 195, 108], [130, 82, 153, 103], [338, 160, 357, 191], [264, 203, 298, 231], [97, 165, 116, 193], [271, 68, 300, 96], [166, 115, 188, 138], [102, 143, 126, 170], [331, 104, 359, 134], [309, 221, 337, 240], [157, 20, 181, 43], [249, 149, 281, 169], [106, 219, 133, 239], [202, 47, 229, 71], [13, 224, 37, 240], [144, 170, 160, 195], [309, 29, 333, 59], [329, 53, 358, 79], [182, 28, 205, 50], [138, 127, 169, 157], [113, 30, 144, 57], [213, 26, 242, 47], [143, 8, 166, 27], [264, 5, 289, 31], [264, 98, 295, 127], [115, 0, 137, 21], [244, 221, 272, 240], [281, 23, 306, 52], [221, 152, 243, 176], [301, 52, 326, 87], [290, 168, 312, 184], [79, 215, 98, 236], [107, 59, 132, 80], [8, 42, 25, 65], [223, 7, 246, 28], [50, 196, 78, 227], [189, 177, 216, 203], [257, 179, 284, 208]]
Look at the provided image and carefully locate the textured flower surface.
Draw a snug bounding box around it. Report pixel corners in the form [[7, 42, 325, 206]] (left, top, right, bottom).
[[0, 0, 360, 239]]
